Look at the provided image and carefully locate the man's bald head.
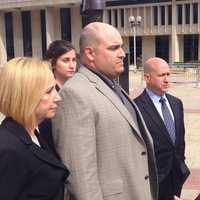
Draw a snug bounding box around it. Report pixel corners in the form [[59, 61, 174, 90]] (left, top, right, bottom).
[[78, 22, 125, 79], [79, 22, 121, 53], [143, 57, 171, 96], [144, 57, 169, 73]]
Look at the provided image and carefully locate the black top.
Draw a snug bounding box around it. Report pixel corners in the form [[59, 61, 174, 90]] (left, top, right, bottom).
[[0, 117, 69, 200]]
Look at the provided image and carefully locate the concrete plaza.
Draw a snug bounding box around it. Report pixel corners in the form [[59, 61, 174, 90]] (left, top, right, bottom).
[[129, 70, 200, 199]]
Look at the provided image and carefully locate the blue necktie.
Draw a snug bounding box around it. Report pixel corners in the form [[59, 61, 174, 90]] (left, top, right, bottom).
[[159, 97, 176, 144]]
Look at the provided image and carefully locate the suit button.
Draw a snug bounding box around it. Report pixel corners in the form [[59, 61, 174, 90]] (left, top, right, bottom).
[[141, 151, 146, 155], [144, 175, 149, 180]]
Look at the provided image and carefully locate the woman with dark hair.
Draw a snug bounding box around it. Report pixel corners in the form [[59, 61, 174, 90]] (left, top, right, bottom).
[[45, 40, 77, 90], [39, 40, 77, 158]]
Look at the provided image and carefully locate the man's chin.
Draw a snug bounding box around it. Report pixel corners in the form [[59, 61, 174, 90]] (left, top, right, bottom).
[[162, 88, 169, 94], [116, 69, 124, 77]]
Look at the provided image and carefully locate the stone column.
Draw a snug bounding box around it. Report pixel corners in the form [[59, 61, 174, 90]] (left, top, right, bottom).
[[179, 35, 184, 62], [45, 7, 61, 48], [71, 6, 82, 52], [0, 12, 7, 66], [13, 11, 23, 57], [171, 0, 179, 63], [142, 36, 155, 64], [31, 10, 42, 58]]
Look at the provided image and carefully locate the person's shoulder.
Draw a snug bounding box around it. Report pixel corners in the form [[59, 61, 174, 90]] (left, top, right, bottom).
[[166, 93, 182, 103], [0, 119, 28, 150], [134, 90, 146, 102], [62, 69, 97, 94], [0, 124, 14, 142], [0, 126, 27, 161]]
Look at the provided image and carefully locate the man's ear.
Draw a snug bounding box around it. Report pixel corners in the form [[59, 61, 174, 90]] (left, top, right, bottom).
[[84, 47, 95, 62], [144, 73, 150, 83]]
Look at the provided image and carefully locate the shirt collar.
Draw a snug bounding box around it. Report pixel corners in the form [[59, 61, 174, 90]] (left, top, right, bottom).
[[146, 88, 166, 102], [85, 65, 116, 89]]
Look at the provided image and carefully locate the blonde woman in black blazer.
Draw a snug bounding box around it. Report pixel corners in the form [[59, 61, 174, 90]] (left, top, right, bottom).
[[0, 57, 69, 200]]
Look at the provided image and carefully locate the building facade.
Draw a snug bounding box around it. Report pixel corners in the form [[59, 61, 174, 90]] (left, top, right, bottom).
[[0, 0, 200, 66], [105, 0, 200, 65], [0, 0, 82, 65]]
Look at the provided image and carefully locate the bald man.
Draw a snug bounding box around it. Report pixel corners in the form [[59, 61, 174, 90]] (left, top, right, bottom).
[[52, 22, 158, 200], [134, 57, 189, 200]]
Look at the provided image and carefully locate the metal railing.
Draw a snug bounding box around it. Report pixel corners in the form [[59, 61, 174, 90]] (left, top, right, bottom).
[[171, 63, 200, 87]]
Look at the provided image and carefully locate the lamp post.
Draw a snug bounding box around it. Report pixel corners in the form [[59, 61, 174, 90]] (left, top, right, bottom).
[[81, 0, 105, 27], [129, 15, 142, 72]]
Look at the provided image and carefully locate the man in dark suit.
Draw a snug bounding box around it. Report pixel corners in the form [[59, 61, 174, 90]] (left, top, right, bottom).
[[134, 57, 189, 200]]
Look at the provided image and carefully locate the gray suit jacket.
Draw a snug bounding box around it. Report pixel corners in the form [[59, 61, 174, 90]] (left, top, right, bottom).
[[52, 66, 158, 200]]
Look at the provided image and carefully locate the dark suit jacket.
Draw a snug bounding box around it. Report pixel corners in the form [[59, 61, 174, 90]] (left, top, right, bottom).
[[134, 90, 186, 184], [195, 194, 200, 200], [0, 117, 69, 200]]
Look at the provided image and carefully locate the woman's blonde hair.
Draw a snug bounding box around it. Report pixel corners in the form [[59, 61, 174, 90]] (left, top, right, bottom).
[[0, 57, 52, 129]]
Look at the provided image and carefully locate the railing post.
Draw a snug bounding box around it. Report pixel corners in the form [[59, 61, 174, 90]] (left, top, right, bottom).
[[196, 65, 200, 87]]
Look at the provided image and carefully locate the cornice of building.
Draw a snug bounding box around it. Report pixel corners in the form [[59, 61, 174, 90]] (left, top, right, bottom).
[[0, 0, 81, 11], [106, 0, 171, 7]]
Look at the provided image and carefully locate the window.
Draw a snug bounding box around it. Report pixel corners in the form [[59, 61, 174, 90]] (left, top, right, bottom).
[[177, 4, 182, 24], [21, 11, 32, 56], [184, 35, 198, 62], [108, 10, 112, 25], [154, 6, 158, 25], [160, 6, 165, 25], [4, 12, 14, 60], [156, 36, 169, 62], [120, 9, 124, 27], [114, 9, 118, 27], [168, 5, 172, 25], [60, 8, 71, 41], [185, 4, 190, 24], [40, 10, 46, 58], [129, 36, 142, 66], [193, 3, 198, 24]]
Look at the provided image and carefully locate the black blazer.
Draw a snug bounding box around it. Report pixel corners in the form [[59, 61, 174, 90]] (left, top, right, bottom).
[[0, 117, 69, 200], [134, 90, 186, 183]]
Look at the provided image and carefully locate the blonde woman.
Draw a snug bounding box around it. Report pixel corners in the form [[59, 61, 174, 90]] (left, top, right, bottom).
[[0, 57, 69, 200]]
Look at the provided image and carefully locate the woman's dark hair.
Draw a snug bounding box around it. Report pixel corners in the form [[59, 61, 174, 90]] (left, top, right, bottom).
[[45, 40, 75, 66]]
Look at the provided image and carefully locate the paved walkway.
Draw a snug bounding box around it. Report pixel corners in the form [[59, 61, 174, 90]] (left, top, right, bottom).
[[129, 70, 200, 199]]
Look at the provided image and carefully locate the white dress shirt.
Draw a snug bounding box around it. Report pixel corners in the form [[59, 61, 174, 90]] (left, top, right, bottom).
[[145, 88, 174, 121]]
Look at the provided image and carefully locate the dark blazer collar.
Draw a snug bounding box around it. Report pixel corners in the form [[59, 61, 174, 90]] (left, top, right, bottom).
[[2, 117, 32, 145], [1, 117, 68, 171]]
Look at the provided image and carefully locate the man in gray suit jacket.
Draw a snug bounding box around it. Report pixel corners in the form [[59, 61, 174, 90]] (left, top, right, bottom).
[[52, 22, 158, 200]]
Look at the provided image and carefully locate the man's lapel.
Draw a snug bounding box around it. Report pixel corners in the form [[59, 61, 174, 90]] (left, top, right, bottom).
[[140, 90, 174, 144], [140, 90, 166, 129], [79, 67, 142, 140]]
